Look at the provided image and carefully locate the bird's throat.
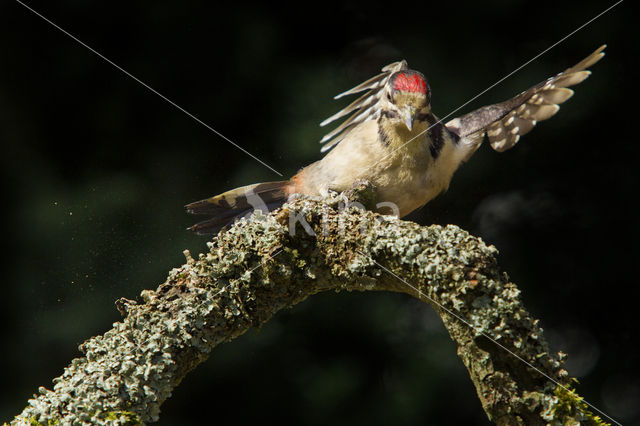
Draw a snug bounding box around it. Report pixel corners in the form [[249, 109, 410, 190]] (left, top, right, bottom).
[[378, 111, 432, 153]]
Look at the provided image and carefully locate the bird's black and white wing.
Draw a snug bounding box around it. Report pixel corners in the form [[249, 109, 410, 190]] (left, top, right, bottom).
[[319, 61, 408, 153], [445, 45, 606, 153]]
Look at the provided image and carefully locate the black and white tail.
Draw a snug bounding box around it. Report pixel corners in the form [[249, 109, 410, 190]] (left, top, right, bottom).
[[186, 181, 291, 235]]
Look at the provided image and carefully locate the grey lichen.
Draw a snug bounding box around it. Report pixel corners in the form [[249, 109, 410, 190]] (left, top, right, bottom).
[[12, 194, 606, 425]]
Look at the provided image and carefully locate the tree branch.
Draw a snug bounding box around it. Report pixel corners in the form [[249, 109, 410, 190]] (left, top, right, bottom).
[[13, 196, 608, 425]]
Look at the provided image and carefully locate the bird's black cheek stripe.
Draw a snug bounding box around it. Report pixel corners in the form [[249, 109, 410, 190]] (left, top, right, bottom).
[[429, 122, 445, 159], [416, 113, 430, 122], [379, 125, 391, 147], [381, 110, 399, 119]]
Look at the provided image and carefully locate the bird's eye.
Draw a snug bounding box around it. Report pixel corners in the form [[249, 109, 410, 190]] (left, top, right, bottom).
[[387, 93, 392, 101]]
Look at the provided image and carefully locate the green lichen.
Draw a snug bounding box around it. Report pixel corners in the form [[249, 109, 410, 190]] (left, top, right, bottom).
[[11, 195, 602, 425], [10, 416, 58, 426], [543, 381, 610, 426], [103, 411, 143, 425]]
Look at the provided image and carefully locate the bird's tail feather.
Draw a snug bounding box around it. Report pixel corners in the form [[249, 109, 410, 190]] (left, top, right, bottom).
[[186, 181, 291, 235]]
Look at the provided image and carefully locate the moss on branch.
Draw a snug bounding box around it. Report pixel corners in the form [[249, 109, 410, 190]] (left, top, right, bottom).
[[12, 195, 608, 425]]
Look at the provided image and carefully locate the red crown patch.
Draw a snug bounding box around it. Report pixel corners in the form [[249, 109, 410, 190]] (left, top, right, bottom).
[[392, 72, 427, 94]]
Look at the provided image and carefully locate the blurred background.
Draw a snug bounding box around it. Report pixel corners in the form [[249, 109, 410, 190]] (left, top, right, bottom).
[[0, 0, 636, 424]]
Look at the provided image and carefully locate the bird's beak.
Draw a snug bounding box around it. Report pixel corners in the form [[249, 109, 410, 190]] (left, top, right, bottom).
[[403, 107, 416, 131]]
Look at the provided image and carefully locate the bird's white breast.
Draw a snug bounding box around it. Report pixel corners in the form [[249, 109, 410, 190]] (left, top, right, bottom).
[[299, 121, 467, 217]]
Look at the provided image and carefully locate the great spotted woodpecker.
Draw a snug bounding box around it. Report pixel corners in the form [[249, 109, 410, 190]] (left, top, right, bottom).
[[187, 46, 605, 234]]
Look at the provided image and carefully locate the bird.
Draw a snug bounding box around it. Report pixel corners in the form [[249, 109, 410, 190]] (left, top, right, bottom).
[[186, 45, 606, 235]]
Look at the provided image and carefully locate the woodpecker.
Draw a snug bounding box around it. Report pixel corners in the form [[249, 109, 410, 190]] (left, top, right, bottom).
[[187, 46, 606, 235]]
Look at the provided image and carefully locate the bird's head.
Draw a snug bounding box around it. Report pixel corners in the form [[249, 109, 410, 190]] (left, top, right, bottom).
[[385, 70, 431, 131]]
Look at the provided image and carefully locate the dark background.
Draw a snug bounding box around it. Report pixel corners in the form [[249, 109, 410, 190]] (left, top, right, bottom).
[[1, 1, 636, 424]]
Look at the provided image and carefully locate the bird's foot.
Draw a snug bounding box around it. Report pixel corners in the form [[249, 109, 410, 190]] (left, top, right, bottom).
[[342, 179, 377, 211]]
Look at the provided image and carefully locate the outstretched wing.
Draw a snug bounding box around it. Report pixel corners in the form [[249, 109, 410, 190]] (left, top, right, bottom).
[[445, 45, 606, 152], [319, 60, 408, 153]]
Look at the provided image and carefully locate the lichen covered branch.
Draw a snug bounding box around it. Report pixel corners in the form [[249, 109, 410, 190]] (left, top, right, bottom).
[[13, 195, 606, 425]]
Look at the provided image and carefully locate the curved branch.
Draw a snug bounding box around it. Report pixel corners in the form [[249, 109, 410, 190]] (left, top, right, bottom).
[[13, 196, 607, 425]]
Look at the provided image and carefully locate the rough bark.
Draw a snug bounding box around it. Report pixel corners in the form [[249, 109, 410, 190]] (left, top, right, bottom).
[[12, 194, 608, 425]]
